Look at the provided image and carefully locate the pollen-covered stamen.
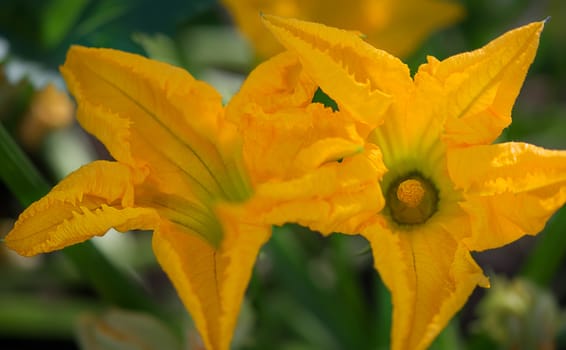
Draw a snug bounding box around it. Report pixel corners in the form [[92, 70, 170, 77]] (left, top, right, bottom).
[[397, 179, 425, 208], [387, 173, 438, 225]]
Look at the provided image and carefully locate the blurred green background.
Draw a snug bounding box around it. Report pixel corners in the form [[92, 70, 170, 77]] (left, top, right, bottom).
[[1, 0, 565, 349]]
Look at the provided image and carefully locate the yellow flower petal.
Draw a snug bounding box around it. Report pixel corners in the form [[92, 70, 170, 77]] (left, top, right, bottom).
[[364, 220, 488, 350], [223, 0, 464, 58], [5, 161, 158, 256], [152, 206, 270, 350], [252, 146, 385, 234], [228, 52, 367, 181], [261, 14, 412, 127], [226, 52, 318, 121], [227, 49, 385, 235], [363, 0, 464, 58], [61, 46, 249, 203], [415, 21, 544, 146], [448, 142, 566, 250]]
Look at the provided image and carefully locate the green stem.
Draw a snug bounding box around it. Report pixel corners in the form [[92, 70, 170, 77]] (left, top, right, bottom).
[[520, 206, 566, 286], [0, 122, 165, 320]]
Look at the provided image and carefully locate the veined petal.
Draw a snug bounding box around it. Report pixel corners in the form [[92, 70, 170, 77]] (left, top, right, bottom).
[[5, 161, 159, 256], [448, 142, 566, 250], [61, 46, 249, 203], [261, 14, 412, 127], [152, 207, 270, 350], [415, 21, 544, 146], [363, 221, 488, 350], [251, 145, 386, 235]]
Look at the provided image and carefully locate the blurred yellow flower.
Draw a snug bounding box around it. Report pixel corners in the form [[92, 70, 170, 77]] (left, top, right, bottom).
[[262, 15, 566, 350], [221, 0, 464, 58], [4, 45, 379, 350], [19, 83, 74, 150]]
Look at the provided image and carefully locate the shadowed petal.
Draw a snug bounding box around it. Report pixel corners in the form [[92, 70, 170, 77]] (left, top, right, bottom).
[[261, 14, 412, 127], [222, 0, 463, 58], [363, 220, 488, 350], [415, 21, 544, 146], [365, 0, 464, 58], [152, 206, 270, 350], [448, 142, 566, 250], [5, 161, 159, 256]]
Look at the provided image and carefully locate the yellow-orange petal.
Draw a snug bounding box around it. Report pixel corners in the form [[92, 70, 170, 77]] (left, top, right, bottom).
[[363, 220, 488, 350], [415, 21, 544, 146], [61, 46, 248, 203], [5, 161, 159, 256], [448, 142, 566, 251], [226, 52, 318, 123], [228, 52, 366, 183], [152, 207, 270, 350], [222, 0, 464, 58], [261, 14, 412, 127], [364, 0, 464, 58], [251, 145, 386, 235]]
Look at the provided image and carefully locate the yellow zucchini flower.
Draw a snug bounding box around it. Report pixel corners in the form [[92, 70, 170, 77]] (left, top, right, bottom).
[[4, 45, 385, 350], [262, 15, 566, 349], [221, 0, 463, 58]]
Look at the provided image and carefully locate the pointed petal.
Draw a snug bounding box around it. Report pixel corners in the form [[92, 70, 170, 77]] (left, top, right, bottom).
[[261, 14, 412, 127], [415, 21, 544, 146], [5, 161, 158, 256], [61, 46, 247, 203], [364, 221, 488, 350], [448, 142, 566, 250], [152, 207, 270, 350]]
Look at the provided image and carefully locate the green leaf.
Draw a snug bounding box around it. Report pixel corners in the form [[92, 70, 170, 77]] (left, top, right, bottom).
[[521, 206, 566, 286], [41, 0, 90, 49], [132, 32, 184, 67]]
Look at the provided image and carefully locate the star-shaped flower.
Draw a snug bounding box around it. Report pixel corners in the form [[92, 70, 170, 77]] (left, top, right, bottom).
[[261, 15, 566, 349], [4, 46, 384, 350], [221, 0, 464, 58]]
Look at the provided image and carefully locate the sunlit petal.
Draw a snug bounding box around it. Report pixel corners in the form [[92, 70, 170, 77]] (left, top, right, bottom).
[[261, 14, 412, 127], [61, 46, 249, 203], [448, 142, 566, 250], [152, 207, 270, 350], [364, 221, 488, 350], [5, 161, 158, 256], [415, 21, 544, 146]]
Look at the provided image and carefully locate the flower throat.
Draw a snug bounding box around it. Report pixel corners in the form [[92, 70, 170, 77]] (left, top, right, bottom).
[[386, 172, 439, 225]]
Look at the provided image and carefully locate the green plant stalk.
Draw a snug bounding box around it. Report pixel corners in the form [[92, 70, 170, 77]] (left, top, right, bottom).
[[0, 122, 164, 319], [521, 206, 566, 286]]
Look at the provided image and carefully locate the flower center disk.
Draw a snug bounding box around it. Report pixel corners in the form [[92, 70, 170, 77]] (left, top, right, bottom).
[[387, 174, 438, 225]]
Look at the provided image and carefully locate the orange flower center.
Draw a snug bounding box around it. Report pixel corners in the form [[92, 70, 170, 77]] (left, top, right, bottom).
[[387, 174, 438, 225], [396, 179, 425, 208]]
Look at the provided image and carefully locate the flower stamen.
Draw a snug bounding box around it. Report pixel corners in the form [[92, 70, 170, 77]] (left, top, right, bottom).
[[387, 173, 438, 225], [397, 179, 425, 208]]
